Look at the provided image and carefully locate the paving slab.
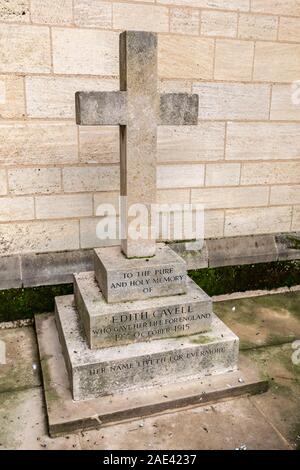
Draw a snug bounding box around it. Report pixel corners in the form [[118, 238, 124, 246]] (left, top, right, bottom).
[[79, 396, 289, 450], [242, 343, 300, 450], [0, 388, 80, 450], [0, 326, 41, 393], [214, 291, 300, 350]]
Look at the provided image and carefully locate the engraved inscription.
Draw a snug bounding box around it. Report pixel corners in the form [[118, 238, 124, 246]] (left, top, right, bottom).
[[92, 304, 211, 342], [110, 266, 186, 295], [88, 346, 226, 376]]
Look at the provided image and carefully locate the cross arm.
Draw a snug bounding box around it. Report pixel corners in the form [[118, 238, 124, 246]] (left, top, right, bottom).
[[75, 91, 127, 125], [159, 93, 199, 126]]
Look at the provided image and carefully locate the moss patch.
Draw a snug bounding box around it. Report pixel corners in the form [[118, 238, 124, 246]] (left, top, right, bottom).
[[189, 260, 300, 297], [190, 335, 213, 345], [286, 235, 300, 250], [0, 284, 73, 323]]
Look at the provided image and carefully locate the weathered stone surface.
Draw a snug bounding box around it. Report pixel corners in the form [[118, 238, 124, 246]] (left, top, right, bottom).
[[292, 208, 300, 231], [0, 327, 41, 393], [0, 387, 81, 449], [79, 217, 120, 250], [76, 91, 127, 126], [207, 235, 278, 267], [0, 75, 25, 119], [79, 126, 119, 164], [270, 185, 300, 206], [26, 76, 118, 119], [205, 210, 224, 239], [8, 168, 61, 195], [31, 0, 73, 24], [158, 79, 191, 93], [94, 244, 187, 303], [0, 255, 21, 289], [52, 28, 119, 75], [279, 17, 300, 42], [241, 162, 300, 185], [270, 85, 300, 121], [122, 30, 157, 258], [55, 298, 239, 401], [214, 40, 254, 81], [224, 207, 292, 237], [35, 194, 93, 219], [169, 241, 209, 270], [226, 123, 300, 161], [157, 164, 204, 188], [0, 0, 30, 22], [251, 0, 300, 16], [239, 13, 278, 40], [0, 122, 77, 165], [159, 93, 199, 125], [201, 10, 237, 37], [158, 0, 249, 13], [275, 233, 300, 261], [158, 35, 214, 79], [0, 170, 7, 195], [158, 123, 225, 162], [113, 3, 169, 32], [74, 0, 112, 28], [0, 24, 51, 73], [0, 196, 34, 222], [21, 250, 94, 287], [191, 186, 269, 209], [63, 166, 120, 193], [254, 43, 300, 83], [76, 31, 199, 258], [205, 163, 240, 187], [193, 83, 270, 120], [0, 221, 79, 256], [74, 271, 212, 348], [170, 8, 199, 35], [157, 189, 190, 205]]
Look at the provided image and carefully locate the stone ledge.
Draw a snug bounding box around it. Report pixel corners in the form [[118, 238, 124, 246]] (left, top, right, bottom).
[[0, 232, 299, 290], [170, 232, 300, 270]]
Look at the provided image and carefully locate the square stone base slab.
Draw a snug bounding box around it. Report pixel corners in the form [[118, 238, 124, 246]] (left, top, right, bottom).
[[35, 313, 268, 438], [74, 272, 212, 348], [94, 244, 187, 303], [55, 296, 239, 401]]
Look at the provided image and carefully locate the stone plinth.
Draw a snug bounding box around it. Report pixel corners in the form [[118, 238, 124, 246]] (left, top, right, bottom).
[[94, 244, 187, 303], [55, 295, 239, 401], [36, 312, 267, 437], [74, 272, 212, 348]]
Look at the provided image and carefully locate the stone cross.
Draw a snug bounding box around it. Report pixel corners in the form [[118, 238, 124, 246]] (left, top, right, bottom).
[[76, 31, 199, 259]]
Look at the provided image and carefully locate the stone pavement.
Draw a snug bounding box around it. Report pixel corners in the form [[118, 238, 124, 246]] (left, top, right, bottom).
[[0, 290, 299, 450]]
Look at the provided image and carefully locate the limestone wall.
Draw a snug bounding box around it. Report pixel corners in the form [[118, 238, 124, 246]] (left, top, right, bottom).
[[0, 0, 300, 256]]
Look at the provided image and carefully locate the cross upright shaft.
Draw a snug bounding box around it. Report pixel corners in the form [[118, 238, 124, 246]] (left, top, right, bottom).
[[76, 31, 199, 259]]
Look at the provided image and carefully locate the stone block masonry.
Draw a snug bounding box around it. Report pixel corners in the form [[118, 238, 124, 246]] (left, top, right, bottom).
[[55, 296, 239, 401], [1, 1, 300, 257]]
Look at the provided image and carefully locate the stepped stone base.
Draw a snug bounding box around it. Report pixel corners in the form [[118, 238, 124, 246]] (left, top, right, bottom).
[[35, 312, 268, 437], [74, 272, 213, 348], [55, 295, 239, 401], [94, 244, 187, 303]]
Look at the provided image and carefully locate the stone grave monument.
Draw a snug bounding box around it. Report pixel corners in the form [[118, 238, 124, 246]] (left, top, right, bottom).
[[36, 31, 267, 436]]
